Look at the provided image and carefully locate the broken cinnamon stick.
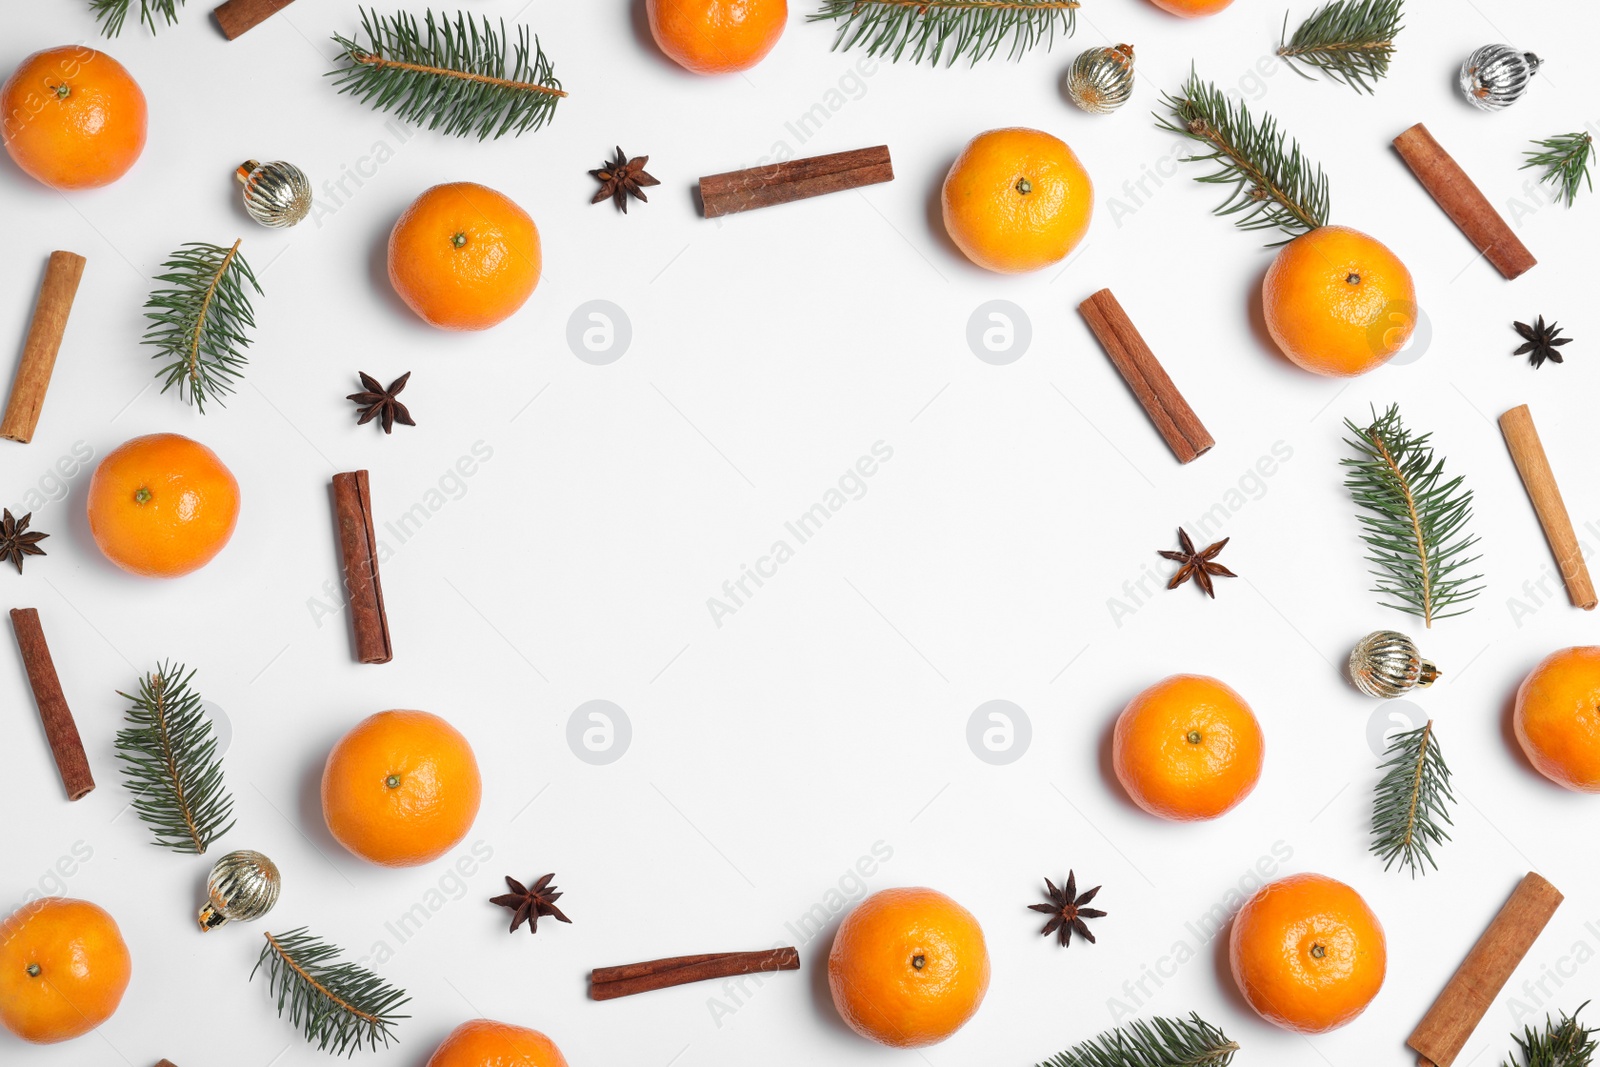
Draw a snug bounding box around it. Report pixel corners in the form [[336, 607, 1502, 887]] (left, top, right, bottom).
[[1393, 124, 1535, 280], [2, 251, 86, 444], [1409, 872, 1563, 1067], [9, 608, 94, 801], [213, 0, 297, 39], [590, 947, 800, 1000], [1077, 288, 1214, 464], [700, 146, 893, 218], [1499, 405, 1596, 610], [332, 471, 392, 664]]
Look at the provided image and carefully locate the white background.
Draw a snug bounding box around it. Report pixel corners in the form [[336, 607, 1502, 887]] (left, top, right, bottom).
[[3, 1, 1599, 1065]]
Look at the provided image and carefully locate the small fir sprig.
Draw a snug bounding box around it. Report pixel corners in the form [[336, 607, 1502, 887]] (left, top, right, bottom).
[[1370, 721, 1454, 876], [1157, 71, 1331, 244], [1278, 0, 1404, 94], [254, 929, 410, 1055], [143, 239, 261, 413], [1341, 405, 1484, 627], [328, 9, 566, 140], [1522, 132, 1595, 208], [809, 0, 1078, 67], [114, 663, 235, 854], [1037, 1013, 1240, 1067], [90, 0, 183, 36], [1502, 1002, 1597, 1067]]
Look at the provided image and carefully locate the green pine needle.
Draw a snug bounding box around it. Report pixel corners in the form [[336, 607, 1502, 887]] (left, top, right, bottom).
[[1503, 1002, 1598, 1067], [1037, 1013, 1240, 1067], [1370, 721, 1454, 877], [1522, 132, 1595, 208], [90, 0, 183, 37], [1156, 70, 1331, 244], [143, 239, 262, 414], [254, 929, 410, 1056], [1341, 404, 1484, 626], [809, 0, 1078, 67], [328, 9, 566, 140], [1278, 0, 1404, 94], [114, 663, 235, 855]]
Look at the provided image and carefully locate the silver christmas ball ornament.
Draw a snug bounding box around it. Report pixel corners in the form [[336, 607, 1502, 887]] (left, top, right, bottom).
[[1066, 44, 1135, 115], [235, 160, 312, 228], [1348, 631, 1441, 699], [1458, 45, 1542, 111], [199, 849, 281, 931]]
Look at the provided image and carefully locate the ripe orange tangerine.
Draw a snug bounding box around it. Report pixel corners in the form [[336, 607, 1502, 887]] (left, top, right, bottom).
[[388, 182, 541, 331], [1112, 674, 1264, 821], [647, 0, 788, 75], [941, 128, 1093, 274], [1262, 225, 1417, 377], [86, 433, 240, 578], [425, 1018, 568, 1067], [1146, 0, 1236, 16], [0, 898, 132, 1044], [1514, 646, 1600, 792], [1, 46, 147, 189]]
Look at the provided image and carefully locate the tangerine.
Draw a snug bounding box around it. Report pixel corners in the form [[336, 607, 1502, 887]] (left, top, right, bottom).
[[1146, 0, 1236, 15], [646, 0, 787, 75], [0, 898, 132, 1044], [388, 182, 540, 331], [1229, 873, 1386, 1033], [1262, 225, 1417, 377], [828, 887, 989, 1048], [1, 46, 146, 190], [86, 433, 240, 578], [1514, 646, 1600, 792], [941, 128, 1093, 274], [1112, 674, 1264, 821], [425, 1018, 568, 1067], [322, 710, 482, 867]]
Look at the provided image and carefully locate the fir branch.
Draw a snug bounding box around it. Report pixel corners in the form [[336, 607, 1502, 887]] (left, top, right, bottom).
[[1503, 1002, 1598, 1067], [1370, 720, 1455, 877], [1522, 132, 1595, 208], [143, 239, 261, 413], [114, 663, 235, 855], [1341, 404, 1484, 626], [1278, 0, 1403, 94], [1156, 70, 1331, 244], [1037, 1013, 1240, 1067], [254, 929, 410, 1056], [328, 9, 566, 140], [808, 0, 1078, 67], [90, 0, 183, 37]]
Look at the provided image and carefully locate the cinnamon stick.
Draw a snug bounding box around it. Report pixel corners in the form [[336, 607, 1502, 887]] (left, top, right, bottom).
[[1, 251, 86, 444], [700, 147, 893, 218], [1409, 872, 1563, 1066], [590, 947, 799, 1000], [213, 0, 297, 39], [1077, 288, 1214, 464], [156, 1061, 179, 1067], [1393, 124, 1535, 280], [1499, 405, 1596, 610], [332, 471, 392, 663], [9, 608, 94, 801]]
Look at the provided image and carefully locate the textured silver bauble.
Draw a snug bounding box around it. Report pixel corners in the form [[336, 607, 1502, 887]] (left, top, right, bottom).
[[236, 160, 312, 228], [1349, 631, 1441, 699], [1066, 44, 1135, 115], [199, 849, 281, 931], [1459, 44, 1542, 111]]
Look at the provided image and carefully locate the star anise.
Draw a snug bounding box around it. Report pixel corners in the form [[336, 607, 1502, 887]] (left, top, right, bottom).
[[490, 873, 571, 936], [0, 510, 48, 574], [1514, 316, 1572, 368], [1029, 872, 1105, 948], [590, 147, 659, 213], [1159, 528, 1236, 598], [347, 372, 415, 434]]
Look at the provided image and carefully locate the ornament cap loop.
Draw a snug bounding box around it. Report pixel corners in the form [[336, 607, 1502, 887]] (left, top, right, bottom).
[[236, 160, 261, 185]]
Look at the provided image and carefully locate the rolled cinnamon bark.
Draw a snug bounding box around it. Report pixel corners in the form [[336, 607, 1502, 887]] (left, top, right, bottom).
[[1499, 405, 1596, 610], [1, 251, 86, 444], [1408, 872, 1563, 1066], [590, 947, 800, 1000], [213, 0, 297, 39], [1393, 124, 1535, 280], [9, 608, 94, 800], [699, 147, 893, 218], [332, 471, 392, 664]]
